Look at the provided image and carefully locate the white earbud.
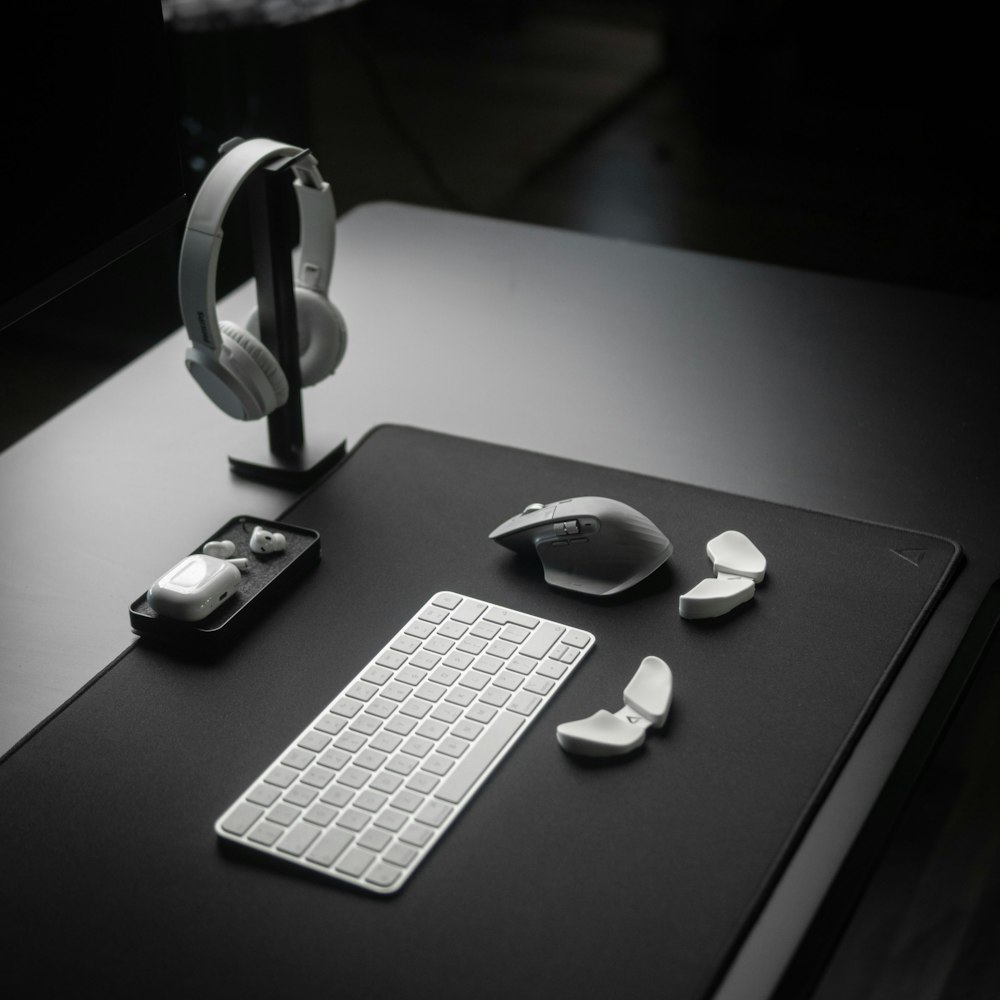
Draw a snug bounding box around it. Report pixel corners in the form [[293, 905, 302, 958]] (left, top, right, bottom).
[[249, 525, 287, 554], [202, 539, 237, 558], [227, 557, 250, 571]]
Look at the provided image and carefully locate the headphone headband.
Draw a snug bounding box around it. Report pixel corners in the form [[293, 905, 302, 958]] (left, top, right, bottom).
[[178, 138, 337, 353]]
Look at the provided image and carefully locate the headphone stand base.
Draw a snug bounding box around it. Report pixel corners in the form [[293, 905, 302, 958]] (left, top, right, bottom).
[[229, 433, 346, 490]]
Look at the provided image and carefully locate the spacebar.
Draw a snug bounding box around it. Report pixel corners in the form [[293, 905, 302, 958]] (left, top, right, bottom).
[[435, 712, 525, 804]]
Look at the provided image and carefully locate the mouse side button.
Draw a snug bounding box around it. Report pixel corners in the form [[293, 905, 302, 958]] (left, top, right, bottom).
[[556, 709, 647, 756], [707, 530, 766, 582], [678, 576, 755, 619], [623, 655, 673, 728]]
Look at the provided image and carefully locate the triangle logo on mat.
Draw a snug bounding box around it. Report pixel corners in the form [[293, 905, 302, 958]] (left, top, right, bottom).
[[892, 548, 926, 567]]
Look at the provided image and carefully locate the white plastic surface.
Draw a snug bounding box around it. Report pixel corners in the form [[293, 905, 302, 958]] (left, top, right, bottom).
[[146, 554, 241, 622], [557, 655, 674, 756], [216, 592, 595, 894], [678, 575, 756, 620], [707, 530, 767, 582], [555, 709, 647, 756], [202, 539, 236, 557], [249, 526, 287, 553], [622, 654, 673, 727]]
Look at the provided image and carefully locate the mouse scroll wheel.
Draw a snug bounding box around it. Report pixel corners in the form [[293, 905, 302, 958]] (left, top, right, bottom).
[[554, 520, 581, 535], [522, 503, 545, 515]]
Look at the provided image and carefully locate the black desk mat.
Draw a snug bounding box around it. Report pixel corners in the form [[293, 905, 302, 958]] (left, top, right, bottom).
[[0, 425, 961, 1000]]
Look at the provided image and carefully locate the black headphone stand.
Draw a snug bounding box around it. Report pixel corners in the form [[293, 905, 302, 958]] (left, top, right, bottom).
[[227, 151, 346, 489]]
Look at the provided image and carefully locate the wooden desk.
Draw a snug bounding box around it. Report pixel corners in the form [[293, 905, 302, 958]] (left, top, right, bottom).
[[2, 202, 998, 997]]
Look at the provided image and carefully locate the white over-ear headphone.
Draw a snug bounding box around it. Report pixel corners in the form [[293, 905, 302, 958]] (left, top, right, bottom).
[[178, 138, 347, 420]]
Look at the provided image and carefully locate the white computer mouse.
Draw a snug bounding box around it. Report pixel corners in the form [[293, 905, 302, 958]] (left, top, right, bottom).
[[489, 496, 672, 597]]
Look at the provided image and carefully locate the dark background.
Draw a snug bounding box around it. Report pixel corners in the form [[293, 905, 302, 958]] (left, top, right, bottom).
[[2, 0, 996, 451]]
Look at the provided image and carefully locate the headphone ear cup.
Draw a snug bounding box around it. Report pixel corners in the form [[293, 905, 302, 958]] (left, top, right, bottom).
[[292, 287, 347, 385], [245, 288, 347, 387], [220, 321, 289, 417]]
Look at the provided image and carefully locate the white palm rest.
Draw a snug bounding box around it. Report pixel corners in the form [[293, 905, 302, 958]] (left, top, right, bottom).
[[679, 530, 767, 619], [556, 655, 673, 756]]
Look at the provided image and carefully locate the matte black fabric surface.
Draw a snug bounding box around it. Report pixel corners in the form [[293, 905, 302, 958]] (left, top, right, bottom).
[[0, 425, 960, 999]]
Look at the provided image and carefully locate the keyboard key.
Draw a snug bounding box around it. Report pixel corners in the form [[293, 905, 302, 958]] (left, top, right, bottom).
[[459, 671, 490, 692], [480, 687, 511, 708], [384, 843, 418, 868], [332, 697, 364, 719], [500, 624, 531, 644], [537, 660, 568, 681], [349, 714, 382, 736], [487, 639, 517, 659], [277, 824, 320, 858], [298, 731, 331, 752], [409, 650, 440, 670], [336, 808, 371, 833], [451, 599, 487, 624], [437, 620, 467, 640], [315, 714, 347, 737], [391, 790, 425, 813], [346, 680, 378, 702], [307, 828, 353, 868], [418, 605, 449, 625], [320, 786, 354, 809], [337, 766, 371, 789], [452, 719, 484, 741], [303, 803, 338, 827], [465, 704, 497, 725], [318, 747, 350, 770], [248, 822, 283, 846], [355, 790, 389, 813], [391, 635, 421, 655], [445, 686, 477, 707], [437, 737, 468, 759], [369, 732, 402, 754], [360, 665, 393, 686], [399, 698, 431, 720], [246, 784, 280, 807], [415, 801, 452, 829], [422, 755, 455, 777], [373, 809, 408, 833], [424, 635, 454, 656], [369, 771, 404, 795], [508, 692, 543, 716], [404, 619, 435, 640], [398, 822, 434, 849], [358, 828, 392, 853], [334, 732, 366, 754], [407, 772, 439, 794], [221, 803, 262, 836], [524, 676, 555, 696], [366, 863, 401, 889], [264, 765, 297, 789], [430, 703, 463, 724], [443, 650, 474, 670], [267, 803, 300, 826], [301, 766, 336, 789], [416, 719, 448, 741], [284, 785, 317, 808], [521, 622, 565, 659]]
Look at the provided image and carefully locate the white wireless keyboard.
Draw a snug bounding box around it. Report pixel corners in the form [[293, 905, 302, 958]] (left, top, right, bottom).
[[216, 592, 595, 893]]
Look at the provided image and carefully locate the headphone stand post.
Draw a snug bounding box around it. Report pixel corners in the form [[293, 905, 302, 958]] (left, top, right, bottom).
[[228, 153, 346, 488]]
